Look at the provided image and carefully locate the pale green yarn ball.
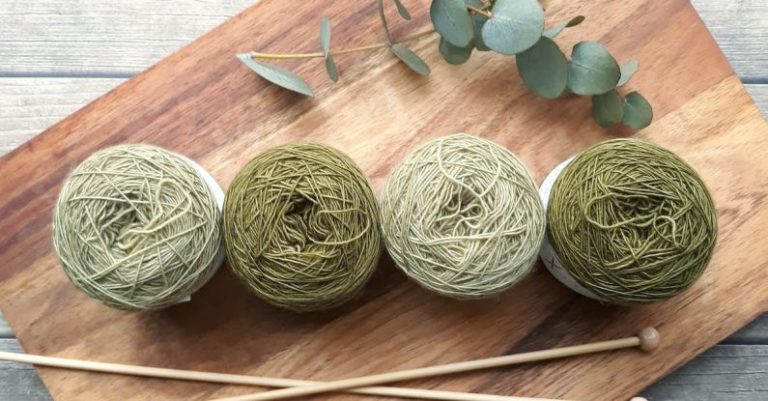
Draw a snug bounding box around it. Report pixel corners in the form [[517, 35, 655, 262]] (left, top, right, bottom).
[[53, 145, 223, 310], [380, 134, 545, 299]]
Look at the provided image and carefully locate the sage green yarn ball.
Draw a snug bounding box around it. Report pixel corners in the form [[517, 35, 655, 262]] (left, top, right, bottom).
[[223, 143, 381, 312], [380, 134, 545, 299], [53, 145, 223, 310], [547, 139, 717, 305]]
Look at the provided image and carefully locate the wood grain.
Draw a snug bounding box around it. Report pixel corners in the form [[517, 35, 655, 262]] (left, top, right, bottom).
[[0, 80, 765, 160], [0, 0, 765, 150], [2, 338, 767, 401], [745, 84, 768, 114], [1, 0, 765, 80], [0, 78, 125, 154], [0, 1, 767, 401], [691, 0, 768, 82], [723, 316, 768, 344], [0, 1, 254, 76], [0, 339, 52, 401], [644, 345, 768, 400], [0, 317, 11, 338], [8, 313, 768, 400]]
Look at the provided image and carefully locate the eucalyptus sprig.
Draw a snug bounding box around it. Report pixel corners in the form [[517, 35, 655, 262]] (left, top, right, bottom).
[[238, 0, 653, 129]]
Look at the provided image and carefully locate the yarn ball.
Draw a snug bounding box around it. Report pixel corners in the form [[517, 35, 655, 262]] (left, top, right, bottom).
[[547, 139, 717, 304], [380, 133, 545, 299], [223, 143, 381, 312], [53, 144, 223, 310]]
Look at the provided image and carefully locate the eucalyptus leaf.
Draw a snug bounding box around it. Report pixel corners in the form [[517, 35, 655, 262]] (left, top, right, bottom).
[[376, 0, 393, 44], [543, 15, 585, 39], [237, 54, 314, 96], [592, 90, 624, 127], [319, 17, 337, 81], [481, 0, 544, 55], [473, 14, 490, 51], [567, 41, 621, 95], [325, 54, 339, 82], [439, 37, 473, 65], [390, 44, 431, 76], [431, 0, 475, 47], [566, 15, 586, 27], [394, 0, 412, 20], [320, 17, 331, 57], [517, 37, 568, 99], [618, 58, 639, 87], [623, 92, 653, 129]]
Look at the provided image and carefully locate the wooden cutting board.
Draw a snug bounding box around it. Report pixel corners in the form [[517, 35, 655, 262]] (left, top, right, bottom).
[[1, 0, 767, 400]]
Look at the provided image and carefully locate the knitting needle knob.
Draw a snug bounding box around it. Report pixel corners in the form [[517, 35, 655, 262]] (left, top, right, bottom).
[[638, 327, 660, 352]]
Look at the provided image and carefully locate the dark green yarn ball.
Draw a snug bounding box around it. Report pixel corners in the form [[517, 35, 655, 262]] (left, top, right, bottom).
[[547, 139, 717, 305], [223, 143, 381, 312]]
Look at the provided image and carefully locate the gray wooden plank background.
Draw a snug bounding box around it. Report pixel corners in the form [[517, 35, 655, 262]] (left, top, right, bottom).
[[0, 1, 766, 400]]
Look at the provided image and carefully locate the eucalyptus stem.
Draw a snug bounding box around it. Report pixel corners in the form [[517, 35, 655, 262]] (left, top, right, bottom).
[[467, 5, 493, 18], [238, 0, 652, 129], [250, 29, 436, 60]]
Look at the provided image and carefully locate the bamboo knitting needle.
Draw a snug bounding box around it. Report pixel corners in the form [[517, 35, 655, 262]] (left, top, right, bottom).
[[211, 327, 660, 401], [0, 350, 570, 401]]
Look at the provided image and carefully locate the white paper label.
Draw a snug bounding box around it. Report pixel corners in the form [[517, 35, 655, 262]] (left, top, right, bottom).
[[538, 156, 604, 301], [175, 154, 227, 304]]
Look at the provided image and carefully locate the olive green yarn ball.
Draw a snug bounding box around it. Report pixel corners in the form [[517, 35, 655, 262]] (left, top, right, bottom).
[[53, 145, 223, 310], [223, 143, 381, 312], [380, 134, 545, 299], [547, 139, 717, 305]]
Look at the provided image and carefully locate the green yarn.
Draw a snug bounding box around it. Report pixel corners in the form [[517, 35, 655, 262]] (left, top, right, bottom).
[[223, 143, 381, 312], [547, 138, 717, 304], [53, 145, 223, 310], [380, 134, 545, 299]]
